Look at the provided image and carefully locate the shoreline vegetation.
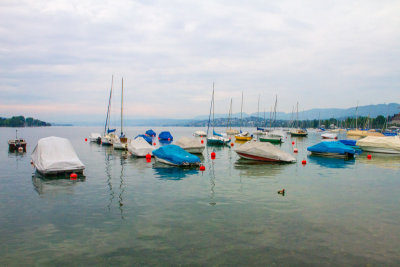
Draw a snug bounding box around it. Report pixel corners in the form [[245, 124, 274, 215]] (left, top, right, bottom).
[[0, 116, 51, 127]]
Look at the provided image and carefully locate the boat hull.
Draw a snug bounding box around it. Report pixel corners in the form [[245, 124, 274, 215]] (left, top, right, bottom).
[[235, 136, 252, 141], [236, 152, 280, 162], [259, 137, 282, 144], [357, 146, 400, 154], [310, 152, 354, 159], [183, 147, 205, 154], [207, 137, 230, 146], [154, 156, 200, 167]]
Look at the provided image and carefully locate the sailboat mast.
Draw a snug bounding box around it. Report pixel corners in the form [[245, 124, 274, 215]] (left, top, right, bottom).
[[355, 102, 359, 130], [257, 94, 260, 128], [227, 98, 232, 130], [296, 102, 299, 128], [121, 77, 124, 137], [104, 75, 114, 136], [240, 91, 243, 131]]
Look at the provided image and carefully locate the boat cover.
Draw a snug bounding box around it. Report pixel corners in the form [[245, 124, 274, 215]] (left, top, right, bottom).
[[307, 141, 356, 155], [152, 145, 200, 165], [159, 131, 173, 141], [176, 136, 205, 149], [135, 134, 152, 144], [145, 129, 156, 137], [127, 137, 153, 157], [235, 141, 296, 162], [339, 139, 357, 146], [213, 130, 222, 137], [356, 136, 400, 152], [31, 136, 85, 174]]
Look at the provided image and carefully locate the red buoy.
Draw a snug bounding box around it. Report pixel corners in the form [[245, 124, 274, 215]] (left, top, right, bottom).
[[85, 138, 87, 142], [211, 151, 216, 159], [201, 139, 204, 144], [153, 142, 156, 146], [146, 153, 151, 160], [293, 148, 298, 153], [168, 138, 171, 141], [292, 141, 295, 145], [199, 165, 205, 171], [230, 143, 234, 147], [367, 154, 372, 159], [70, 173, 78, 180], [301, 160, 307, 165]]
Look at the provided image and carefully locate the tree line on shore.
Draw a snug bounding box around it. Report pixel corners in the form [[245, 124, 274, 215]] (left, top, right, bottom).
[[0, 116, 51, 127]]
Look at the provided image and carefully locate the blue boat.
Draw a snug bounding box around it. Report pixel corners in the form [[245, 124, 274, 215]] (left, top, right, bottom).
[[339, 139, 363, 154], [307, 141, 356, 158], [135, 134, 152, 144], [152, 145, 201, 166], [146, 129, 157, 137], [159, 131, 173, 141]]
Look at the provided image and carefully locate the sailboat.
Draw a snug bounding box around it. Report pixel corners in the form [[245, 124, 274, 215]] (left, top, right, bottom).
[[235, 91, 252, 141], [207, 83, 231, 146], [226, 98, 239, 135], [113, 77, 130, 150], [101, 75, 119, 146], [253, 94, 264, 135], [289, 102, 308, 137], [260, 95, 284, 144]]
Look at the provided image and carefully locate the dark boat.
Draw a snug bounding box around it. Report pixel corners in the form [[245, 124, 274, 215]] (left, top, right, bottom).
[[8, 130, 27, 152]]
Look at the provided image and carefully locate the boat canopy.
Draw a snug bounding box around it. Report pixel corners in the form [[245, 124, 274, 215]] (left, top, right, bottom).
[[235, 141, 296, 162], [159, 131, 173, 141], [213, 130, 222, 137], [176, 136, 204, 149], [339, 139, 357, 146], [107, 128, 116, 133], [307, 141, 356, 155], [135, 134, 152, 144], [146, 129, 156, 137], [31, 136, 85, 174], [152, 145, 200, 165], [356, 136, 400, 152], [128, 137, 153, 157]]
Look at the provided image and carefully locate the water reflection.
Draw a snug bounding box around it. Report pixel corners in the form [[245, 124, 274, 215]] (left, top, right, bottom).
[[32, 173, 86, 196], [234, 159, 284, 178], [307, 155, 356, 169], [153, 164, 199, 180], [357, 154, 400, 169]]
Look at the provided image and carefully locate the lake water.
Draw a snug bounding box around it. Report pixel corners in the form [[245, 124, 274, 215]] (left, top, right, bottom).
[[1, 126, 400, 266]]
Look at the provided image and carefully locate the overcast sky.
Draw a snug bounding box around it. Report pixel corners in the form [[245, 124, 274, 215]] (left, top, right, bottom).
[[1, 0, 399, 122]]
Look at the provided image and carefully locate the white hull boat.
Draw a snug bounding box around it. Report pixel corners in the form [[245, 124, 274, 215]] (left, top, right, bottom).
[[235, 141, 296, 163], [127, 137, 153, 157], [321, 132, 338, 139], [88, 133, 101, 143], [356, 136, 400, 154], [176, 136, 205, 154], [193, 130, 207, 137]]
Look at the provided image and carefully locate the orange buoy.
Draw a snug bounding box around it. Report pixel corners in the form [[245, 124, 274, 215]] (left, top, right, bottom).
[[211, 151, 216, 159], [70, 173, 78, 180], [301, 160, 307, 165], [367, 154, 372, 159], [199, 165, 205, 171], [293, 148, 298, 153], [230, 143, 234, 147]]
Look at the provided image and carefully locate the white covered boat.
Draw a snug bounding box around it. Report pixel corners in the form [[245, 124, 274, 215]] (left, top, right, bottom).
[[31, 136, 85, 175], [101, 133, 118, 146], [321, 132, 338, 139], [356, 136, 400, 154], [88, 133, 101, 143], [176, 136, 205, 154], [235, 141, 296, 163], [193, 130, 207, 137], [127, 137, 153, 157]]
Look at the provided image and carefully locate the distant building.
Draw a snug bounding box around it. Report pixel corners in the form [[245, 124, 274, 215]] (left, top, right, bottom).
[[390, 113, 400, 126]]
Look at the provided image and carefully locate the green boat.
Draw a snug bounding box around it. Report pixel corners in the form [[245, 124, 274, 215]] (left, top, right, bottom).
[[259, 136, 282, 144]]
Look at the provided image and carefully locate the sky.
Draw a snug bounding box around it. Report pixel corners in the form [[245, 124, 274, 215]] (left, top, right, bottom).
[[0, 0, 399, 123]]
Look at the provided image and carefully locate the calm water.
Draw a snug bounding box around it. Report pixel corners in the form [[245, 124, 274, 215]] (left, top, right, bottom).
[[1, 126, 400, 266]]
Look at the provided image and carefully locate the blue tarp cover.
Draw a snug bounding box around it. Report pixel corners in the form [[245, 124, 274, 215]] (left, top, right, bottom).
[[159, 131, 173, 140], [135, 134, 152, 144], [339, 139, 357, 146], [146, 129, 156, 137], [257, 127, 265, 131], [213, 130, 222, 137], [107, 129, 116, 133], [307, 141, 356, 155], [152, 145, 200, 165]]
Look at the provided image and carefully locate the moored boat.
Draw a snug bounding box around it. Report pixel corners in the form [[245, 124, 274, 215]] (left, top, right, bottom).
[[88, 133, 101, 143], [307, 141, 356, 158], [290, 128, 308, 137], [152, 145, 201, 166], [176, 136, 205, 154], [31, 136, 85, 175], [259, 133, 282, 144], [321, 132, 338, 139], [193, 130, 207, 137], [235, 141, 296, 163], [8, 130, 26, 152], [235, 131, 252, 141], [356, 136, 400, 154], [127, 137, 153, 157], [159, 131, 173, 141]]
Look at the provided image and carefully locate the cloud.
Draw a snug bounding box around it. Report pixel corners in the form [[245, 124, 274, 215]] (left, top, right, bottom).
[[0, 0, 399, 122]]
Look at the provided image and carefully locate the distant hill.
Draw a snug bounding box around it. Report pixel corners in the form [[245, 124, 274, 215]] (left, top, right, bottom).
[[0, 116, 51, 127]]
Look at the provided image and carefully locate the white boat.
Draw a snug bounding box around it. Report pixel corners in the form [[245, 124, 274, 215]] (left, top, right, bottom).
[[226, 129, 240, 135], [31, 136, 85, 175], [226, 98, 240, 135], [102, 75, 118, 145], [101, 133, 118, 146], [235, 141, 296, 163], [193, 130, 207, 137], [176, 136, 205, 154], [127, 137, 153, 157], [321, 132, 338, 139], [113, 77, 130, 150], [356, 136, 400, 154], [88, 133, 101, 143]]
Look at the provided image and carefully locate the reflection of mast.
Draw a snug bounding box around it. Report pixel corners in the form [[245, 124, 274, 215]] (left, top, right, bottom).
[[118, 155, 126, 219], [105, 149, 115, 211]]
